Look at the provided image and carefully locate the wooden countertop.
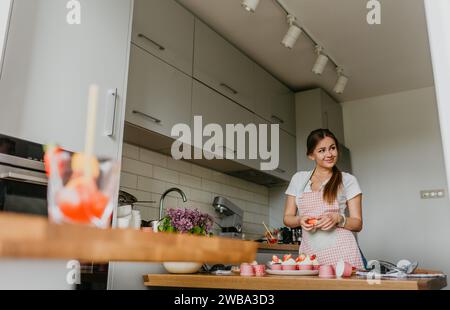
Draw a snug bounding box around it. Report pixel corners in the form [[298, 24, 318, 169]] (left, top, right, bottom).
[[257, 243, 299, 252], [143, 272, 447, 290], [0, 213, 257, 264]]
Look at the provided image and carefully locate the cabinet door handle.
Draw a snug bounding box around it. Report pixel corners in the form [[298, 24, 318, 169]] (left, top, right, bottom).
[[132, 110, 162, 124], [275, 168, 286, 173], [219, 83, 238, 95], [0, 172, 47, 186], [104, 88, 118, 137], [271, 115, 285, 124], [137, 33, 165, 51]]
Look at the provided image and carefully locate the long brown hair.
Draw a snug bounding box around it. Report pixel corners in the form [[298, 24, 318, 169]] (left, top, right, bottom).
[[306, 129, 342, 205]]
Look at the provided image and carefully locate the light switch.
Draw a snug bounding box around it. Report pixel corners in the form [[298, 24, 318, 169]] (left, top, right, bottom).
[[420, 189, 446, 199]]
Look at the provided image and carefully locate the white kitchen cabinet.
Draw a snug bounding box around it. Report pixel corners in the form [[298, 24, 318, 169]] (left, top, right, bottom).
[[0, 0, 132, 158], [192, 80, 260, 170], [254, 65, 296, 136], [125, 44, 192, 138], [295, 88, 345, 170], [193, 19, 255, 112], [131, 0, 194, 75], [254, 116, 297, 181], [0, 0, 13, 79]]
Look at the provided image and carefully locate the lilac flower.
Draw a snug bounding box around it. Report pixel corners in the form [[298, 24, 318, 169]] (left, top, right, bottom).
[[163, 208, 214, 235]]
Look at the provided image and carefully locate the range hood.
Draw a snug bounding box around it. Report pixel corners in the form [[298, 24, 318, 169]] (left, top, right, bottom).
[[123, 123, 288, 187]]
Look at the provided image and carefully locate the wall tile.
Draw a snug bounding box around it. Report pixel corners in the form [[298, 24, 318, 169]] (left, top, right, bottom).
[[122, 143, 139, 160], [167, 158, 192, 174], [139, 148, 167, 167], [137, 176, 166, 194], [153, 166, 179, 184], [191, 164, 212, 179], [121, 157, 153, 178], [119, 172, 137, 189], [179, 173, 202, 189]]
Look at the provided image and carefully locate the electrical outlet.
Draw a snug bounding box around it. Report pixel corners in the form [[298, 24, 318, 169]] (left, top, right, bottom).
[[420, 189, 446, 199]]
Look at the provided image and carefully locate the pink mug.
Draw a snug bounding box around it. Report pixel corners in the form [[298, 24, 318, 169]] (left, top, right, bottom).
[[319, 265, 335, 278], [335, 261, 353, 278]]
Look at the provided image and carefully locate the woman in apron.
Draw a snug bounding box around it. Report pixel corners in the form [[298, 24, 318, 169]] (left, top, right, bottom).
[[284, 129, 365, 269]]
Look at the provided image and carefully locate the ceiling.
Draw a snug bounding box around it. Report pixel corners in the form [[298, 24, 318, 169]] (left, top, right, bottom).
[[177, 0, 435, 102]]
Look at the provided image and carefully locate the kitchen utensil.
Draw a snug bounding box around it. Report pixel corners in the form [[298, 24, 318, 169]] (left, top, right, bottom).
[[262, 221, 274, 240], [118, 190, 155, 206]]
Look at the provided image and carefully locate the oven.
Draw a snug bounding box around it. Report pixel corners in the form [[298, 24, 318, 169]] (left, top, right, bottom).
[[0, 134, 47, 216]]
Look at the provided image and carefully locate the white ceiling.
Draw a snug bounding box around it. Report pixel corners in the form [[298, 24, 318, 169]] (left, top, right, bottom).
[[177, 0, 434, 102]]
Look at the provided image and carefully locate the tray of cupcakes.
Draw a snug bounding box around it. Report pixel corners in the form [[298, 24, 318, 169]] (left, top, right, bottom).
[[266, 254, 320, 276]]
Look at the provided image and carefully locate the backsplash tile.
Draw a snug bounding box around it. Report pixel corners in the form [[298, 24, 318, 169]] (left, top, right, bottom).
[[120, 142, 271, 241]]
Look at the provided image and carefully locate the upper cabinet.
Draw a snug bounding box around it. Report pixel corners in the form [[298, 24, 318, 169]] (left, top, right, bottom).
[[132, 0, 194, 75], [0, 0, 133, 158], [295, 88, 345, 170], [254, 65, 295, 136], [0, 0, 13, 79], [193, 19, 256, 112], [125, 44, 192, 138]]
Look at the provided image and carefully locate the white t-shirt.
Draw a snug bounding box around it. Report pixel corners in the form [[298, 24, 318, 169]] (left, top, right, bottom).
[[285, 171, 362, 214]]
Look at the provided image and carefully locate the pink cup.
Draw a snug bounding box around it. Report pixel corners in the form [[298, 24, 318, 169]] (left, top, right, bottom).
[[270, 264, 282, 270], [319, 265, 335, 278], [297, 264, 313, 270], [254, 264, 266, 276], [240, 263, 255, 276], [335, 261, 353, 278], [282, 265, 297, 271]]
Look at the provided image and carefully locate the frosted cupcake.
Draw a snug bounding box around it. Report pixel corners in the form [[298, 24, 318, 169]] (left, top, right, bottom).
[[281, 254, 296, 270], [310, 255, 320, 270], [269, 255, 282, 270], [297, 254, 313, 270]]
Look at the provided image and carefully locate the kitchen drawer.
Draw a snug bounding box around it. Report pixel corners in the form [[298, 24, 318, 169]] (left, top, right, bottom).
[[254, 65, 296, 136], [193, 19, 255, 112], [192, 81, 259, 170], [131, 0, 194, 75], [125, 44, 192, 138]]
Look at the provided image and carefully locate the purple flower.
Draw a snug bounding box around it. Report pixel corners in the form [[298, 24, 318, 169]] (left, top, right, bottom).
[[164, 208, 214, 235]]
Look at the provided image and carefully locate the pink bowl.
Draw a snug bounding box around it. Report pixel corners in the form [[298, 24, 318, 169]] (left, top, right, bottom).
[[297, 264, 313, 270], [270, 264, 282, 270], [240, 263, 255, 276], [335, 261, 353, 278], [282, 265, 297, 271], [319, 265, 335, 278]]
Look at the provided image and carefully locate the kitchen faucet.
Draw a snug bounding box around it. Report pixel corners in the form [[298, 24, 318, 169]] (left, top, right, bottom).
[[159, 187, 187, 219]]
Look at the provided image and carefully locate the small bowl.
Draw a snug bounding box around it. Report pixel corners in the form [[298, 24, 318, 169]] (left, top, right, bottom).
[[319, 265, 335, 278], [163, 262, 203, 274]]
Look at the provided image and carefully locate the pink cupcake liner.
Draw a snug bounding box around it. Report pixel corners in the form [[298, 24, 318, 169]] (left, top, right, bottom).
[[282, 265, 297, 271], [298, 265, 313, 270], [270, 264, 282, 270]]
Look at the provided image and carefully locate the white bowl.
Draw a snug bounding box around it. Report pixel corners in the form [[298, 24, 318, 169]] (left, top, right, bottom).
[[163, 262, 203, 274]]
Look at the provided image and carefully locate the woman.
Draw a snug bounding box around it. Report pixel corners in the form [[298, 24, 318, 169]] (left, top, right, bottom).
[[284, 129, 365, 269]]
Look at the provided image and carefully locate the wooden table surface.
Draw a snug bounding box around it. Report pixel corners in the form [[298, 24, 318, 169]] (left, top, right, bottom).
[[0, 213, 258, 264], [143, 272, 447, 290]]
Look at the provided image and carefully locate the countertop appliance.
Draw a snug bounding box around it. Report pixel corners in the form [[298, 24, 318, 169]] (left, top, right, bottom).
[[0, 134, 47, 216], [212, 196, 243, 239]]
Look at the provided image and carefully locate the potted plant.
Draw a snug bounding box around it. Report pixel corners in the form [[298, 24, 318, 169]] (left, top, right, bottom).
[[158, 208, 214, 273]]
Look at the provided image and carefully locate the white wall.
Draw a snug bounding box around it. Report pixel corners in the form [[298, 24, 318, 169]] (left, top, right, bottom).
[[342, 87, 450, 281]]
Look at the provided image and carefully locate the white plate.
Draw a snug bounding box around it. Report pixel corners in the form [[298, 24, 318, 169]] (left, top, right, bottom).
[[266, 269, 319, 276]]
